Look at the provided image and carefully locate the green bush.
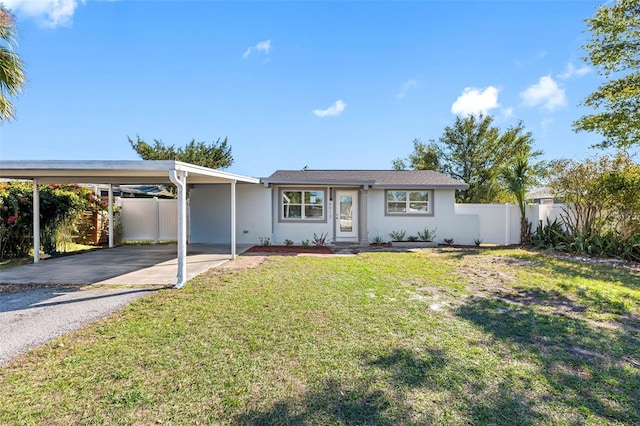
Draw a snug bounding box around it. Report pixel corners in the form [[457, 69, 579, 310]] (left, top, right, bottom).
[[0, 182, 104, 258], [532, 218, 640, 261]]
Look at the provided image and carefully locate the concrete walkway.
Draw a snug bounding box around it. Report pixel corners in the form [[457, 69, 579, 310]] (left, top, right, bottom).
[[0, 243, 252, 366]]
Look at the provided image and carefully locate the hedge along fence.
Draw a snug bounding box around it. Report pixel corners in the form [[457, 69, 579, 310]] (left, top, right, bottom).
[[0, 181, 105, 258]]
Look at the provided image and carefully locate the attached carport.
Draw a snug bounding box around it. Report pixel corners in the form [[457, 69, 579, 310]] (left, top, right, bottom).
[[0, 160, 260, 288]]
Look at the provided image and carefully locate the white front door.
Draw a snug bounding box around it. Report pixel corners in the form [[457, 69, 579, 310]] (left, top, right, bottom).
[[335, 190, 358, 239]]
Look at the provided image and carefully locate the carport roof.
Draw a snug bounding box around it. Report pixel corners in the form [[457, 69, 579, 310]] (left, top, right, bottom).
[[0, 160, 260, 185]]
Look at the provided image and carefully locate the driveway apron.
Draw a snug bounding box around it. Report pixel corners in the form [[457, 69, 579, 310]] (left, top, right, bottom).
[[0, 244, 251, 366]]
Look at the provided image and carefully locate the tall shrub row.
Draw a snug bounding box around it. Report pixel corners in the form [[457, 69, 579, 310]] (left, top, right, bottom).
[[536, 153, 640, 261], [0, 182, 104, 258]]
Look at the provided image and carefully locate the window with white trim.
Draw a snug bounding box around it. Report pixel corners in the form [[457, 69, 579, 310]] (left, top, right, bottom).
[[281, 189, 325, 220], [386, 190, 431, 214]]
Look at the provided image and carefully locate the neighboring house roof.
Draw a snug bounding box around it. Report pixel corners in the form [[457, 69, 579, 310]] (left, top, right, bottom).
[[262, 170, 469, 190], [92, 184, 174, 198], [525, 187, 554, 200]]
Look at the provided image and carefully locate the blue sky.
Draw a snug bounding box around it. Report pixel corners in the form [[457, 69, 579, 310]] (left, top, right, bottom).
[[0, 0, 609, 178]]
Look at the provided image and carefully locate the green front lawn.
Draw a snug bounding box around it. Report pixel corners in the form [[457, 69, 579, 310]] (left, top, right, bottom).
[[1, 249, 638, 425]]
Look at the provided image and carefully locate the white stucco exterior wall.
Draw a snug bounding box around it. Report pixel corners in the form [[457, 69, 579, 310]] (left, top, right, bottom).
[[367, 189, 479, 245], [190, 183, 272, 244]]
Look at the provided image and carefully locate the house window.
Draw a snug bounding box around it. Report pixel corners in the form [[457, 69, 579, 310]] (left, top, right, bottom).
[[281, 189, 325, 220], [386, 190, 432, 214]]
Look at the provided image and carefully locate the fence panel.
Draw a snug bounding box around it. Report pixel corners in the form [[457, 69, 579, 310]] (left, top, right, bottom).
[[454, 203, 568, 245], [455, 203, 521, 244], [119, 198, 179, 242]]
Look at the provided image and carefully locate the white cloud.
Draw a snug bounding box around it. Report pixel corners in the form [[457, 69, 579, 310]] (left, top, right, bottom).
[[557, 62, 591, 80], [521, 75, 566, 110], [396, 79, 419, 99], [502, 107, 514, 119], [243, 39, 272, 59], [3, 0, 84, 28], [313, 100, 346, 117], [541, 118, 554, 135], [450, 86, 500, 116]]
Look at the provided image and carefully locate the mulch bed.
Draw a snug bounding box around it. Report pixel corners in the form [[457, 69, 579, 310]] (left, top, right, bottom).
[[245, 245, 334, 254]]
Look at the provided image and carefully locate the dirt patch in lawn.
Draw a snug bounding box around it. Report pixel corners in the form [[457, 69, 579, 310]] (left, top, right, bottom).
[[219, 255, 266, 270]]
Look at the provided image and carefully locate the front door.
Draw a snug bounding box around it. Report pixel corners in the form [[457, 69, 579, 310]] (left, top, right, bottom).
[[335, 190, 358, 239]]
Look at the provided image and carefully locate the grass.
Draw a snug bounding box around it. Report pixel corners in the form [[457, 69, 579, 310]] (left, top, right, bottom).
[[0, 248, 638, 425]]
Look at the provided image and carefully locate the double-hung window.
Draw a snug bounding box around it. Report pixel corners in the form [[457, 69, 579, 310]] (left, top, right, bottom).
[[281, 189, 325, 220], [386, 190, 432, 215]]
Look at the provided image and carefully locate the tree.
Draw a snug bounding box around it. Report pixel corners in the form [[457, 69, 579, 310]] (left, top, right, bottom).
[[500, 153, 540, 244], [128, 136, 234, 169], [0, 7, 26, 123], [547, 153, 640, 260], [573, 0, 640, 150], [392, 139, 440, 171], [438, 115, 540, 203]]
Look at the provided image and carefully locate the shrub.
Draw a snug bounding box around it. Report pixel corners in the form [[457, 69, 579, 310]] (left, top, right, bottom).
[[284, 239, 294, 246], [312, 232, 328, 247], [389, 230, 406, 241], [259, 237, 271, 247], [372, 234, 385, 245], [417, 227, 437, 241], [0, 182, 104, 258], [531, 218, 568, 250], [532, 218, 640, 261], [301, 239, 310, 249]]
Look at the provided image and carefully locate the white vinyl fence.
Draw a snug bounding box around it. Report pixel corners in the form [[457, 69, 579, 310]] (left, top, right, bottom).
[[118, 198, 181, 242], [454, 203, 566, 245], [117, 197, 567, 246]]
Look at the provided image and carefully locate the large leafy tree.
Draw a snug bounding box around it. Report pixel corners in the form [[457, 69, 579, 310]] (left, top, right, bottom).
[[0, 7, 26, 123], [573, 0, 640, 150], [128, 136, 234, 169], [393, 115, 541, 203], [439, 115, 540, 203], [392, 139, 441, 171]]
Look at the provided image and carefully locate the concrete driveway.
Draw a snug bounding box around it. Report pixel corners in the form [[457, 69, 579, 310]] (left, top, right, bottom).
[[0, 243, 252, 366], [0, 243, 252, 286]]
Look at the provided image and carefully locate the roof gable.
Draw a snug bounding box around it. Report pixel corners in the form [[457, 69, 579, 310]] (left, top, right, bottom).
[[263, 170, 468, 189]]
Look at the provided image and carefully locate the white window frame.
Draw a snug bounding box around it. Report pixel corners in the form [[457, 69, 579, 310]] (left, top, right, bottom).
[[385, 190, 433, 216], [280, 188, 326, 222]]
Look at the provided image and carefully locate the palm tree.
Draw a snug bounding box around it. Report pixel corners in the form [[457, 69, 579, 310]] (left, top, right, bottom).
[[501, 155, 538, 245], [0, 7, 25, 123]]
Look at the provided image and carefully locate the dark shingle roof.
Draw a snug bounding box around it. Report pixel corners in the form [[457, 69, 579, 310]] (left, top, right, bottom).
[[262, 170, 468, 189]]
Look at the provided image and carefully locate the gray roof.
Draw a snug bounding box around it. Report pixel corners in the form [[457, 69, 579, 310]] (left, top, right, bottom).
[[263, 170, 468, 189]]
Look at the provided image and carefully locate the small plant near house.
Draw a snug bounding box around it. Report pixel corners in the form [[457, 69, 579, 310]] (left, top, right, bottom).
[[312, 232, 329, 247], [301, 239, 310, 249], [372, 234, 385, 245], [259, 236, 271, 247], [443, 238, 454, 246], [283, 239, 294, 247], [407, 235, 419, 242], [417, 227, 437, 242], [389, 229, 406, 241], [474, 238, 483, 246]]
